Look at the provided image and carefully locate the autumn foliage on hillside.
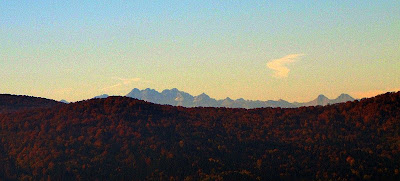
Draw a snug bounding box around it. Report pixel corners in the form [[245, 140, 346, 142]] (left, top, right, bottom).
[[0, 94, 62, 114], [0, 92, 399, 180]]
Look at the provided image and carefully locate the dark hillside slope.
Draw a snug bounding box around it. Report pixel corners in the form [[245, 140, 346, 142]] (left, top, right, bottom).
[[0, 93, 399, 180], [0, 94, 62, 113]]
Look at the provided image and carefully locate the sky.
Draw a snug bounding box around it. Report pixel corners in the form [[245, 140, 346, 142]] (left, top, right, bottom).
[[1, 0, 399, 102]]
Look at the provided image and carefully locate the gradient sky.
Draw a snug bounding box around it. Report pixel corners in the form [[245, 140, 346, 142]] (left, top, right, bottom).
[[1, 0, 399, 102]]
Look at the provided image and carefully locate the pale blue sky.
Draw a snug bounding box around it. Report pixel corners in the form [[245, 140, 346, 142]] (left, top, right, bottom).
[[1, 1, 399, 102]]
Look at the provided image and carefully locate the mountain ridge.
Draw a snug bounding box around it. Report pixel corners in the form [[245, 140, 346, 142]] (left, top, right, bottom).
[[0, 91, 399, 180], [0, 94, 63, 113], [97, 88, 355, 108]]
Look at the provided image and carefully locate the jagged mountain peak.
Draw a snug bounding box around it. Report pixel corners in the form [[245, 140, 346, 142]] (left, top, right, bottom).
[[317, 94, 328, 99], [98, 88, 356, 108], [143, 88, 158, 93], [127, 88, 140, 95], [196, 93, 210, 98], [336, 93, 353, 99], [224, 97, 233, 101], [331, 93, 355, 104], [162, 88, 179, 93], [193, 93, 211, 103]]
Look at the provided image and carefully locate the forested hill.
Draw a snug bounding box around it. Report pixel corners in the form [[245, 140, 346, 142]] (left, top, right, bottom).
[[0, 92, 399, 180], [0, 94, 63, 113]]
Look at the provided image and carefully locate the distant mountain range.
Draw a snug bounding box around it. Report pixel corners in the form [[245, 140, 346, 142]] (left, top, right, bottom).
[[93, 88, 355, 108]]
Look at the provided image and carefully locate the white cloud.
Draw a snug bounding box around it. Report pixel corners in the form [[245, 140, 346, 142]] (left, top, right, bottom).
[[102, 83, 123, 90], [266, 54, 305, 78], [113, 77, 142, 85], [103, 77, 150, 91]]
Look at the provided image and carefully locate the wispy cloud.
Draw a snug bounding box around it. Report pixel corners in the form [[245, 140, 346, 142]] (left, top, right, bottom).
[[352, 88, 400, 99], [103, 77, 151, 91], [103, 83, 123, 91], [114, 77, 143, 84], [267, 54, 305, 78]]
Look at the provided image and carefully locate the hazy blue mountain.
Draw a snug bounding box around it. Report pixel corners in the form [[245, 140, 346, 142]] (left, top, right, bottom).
[[193, 93, 219, 107], [121, 88, 355, 108], [126, 88, 194, 107], [301, 94, 330, 107], [60, 99, 70, 104], [265, 99, 296, 108], [94, 94, 109, 99], [330, 93, 355, 104], [162, 88, 194, 107], [295, 94, 355, 107], [126, 88, 162, 103]]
